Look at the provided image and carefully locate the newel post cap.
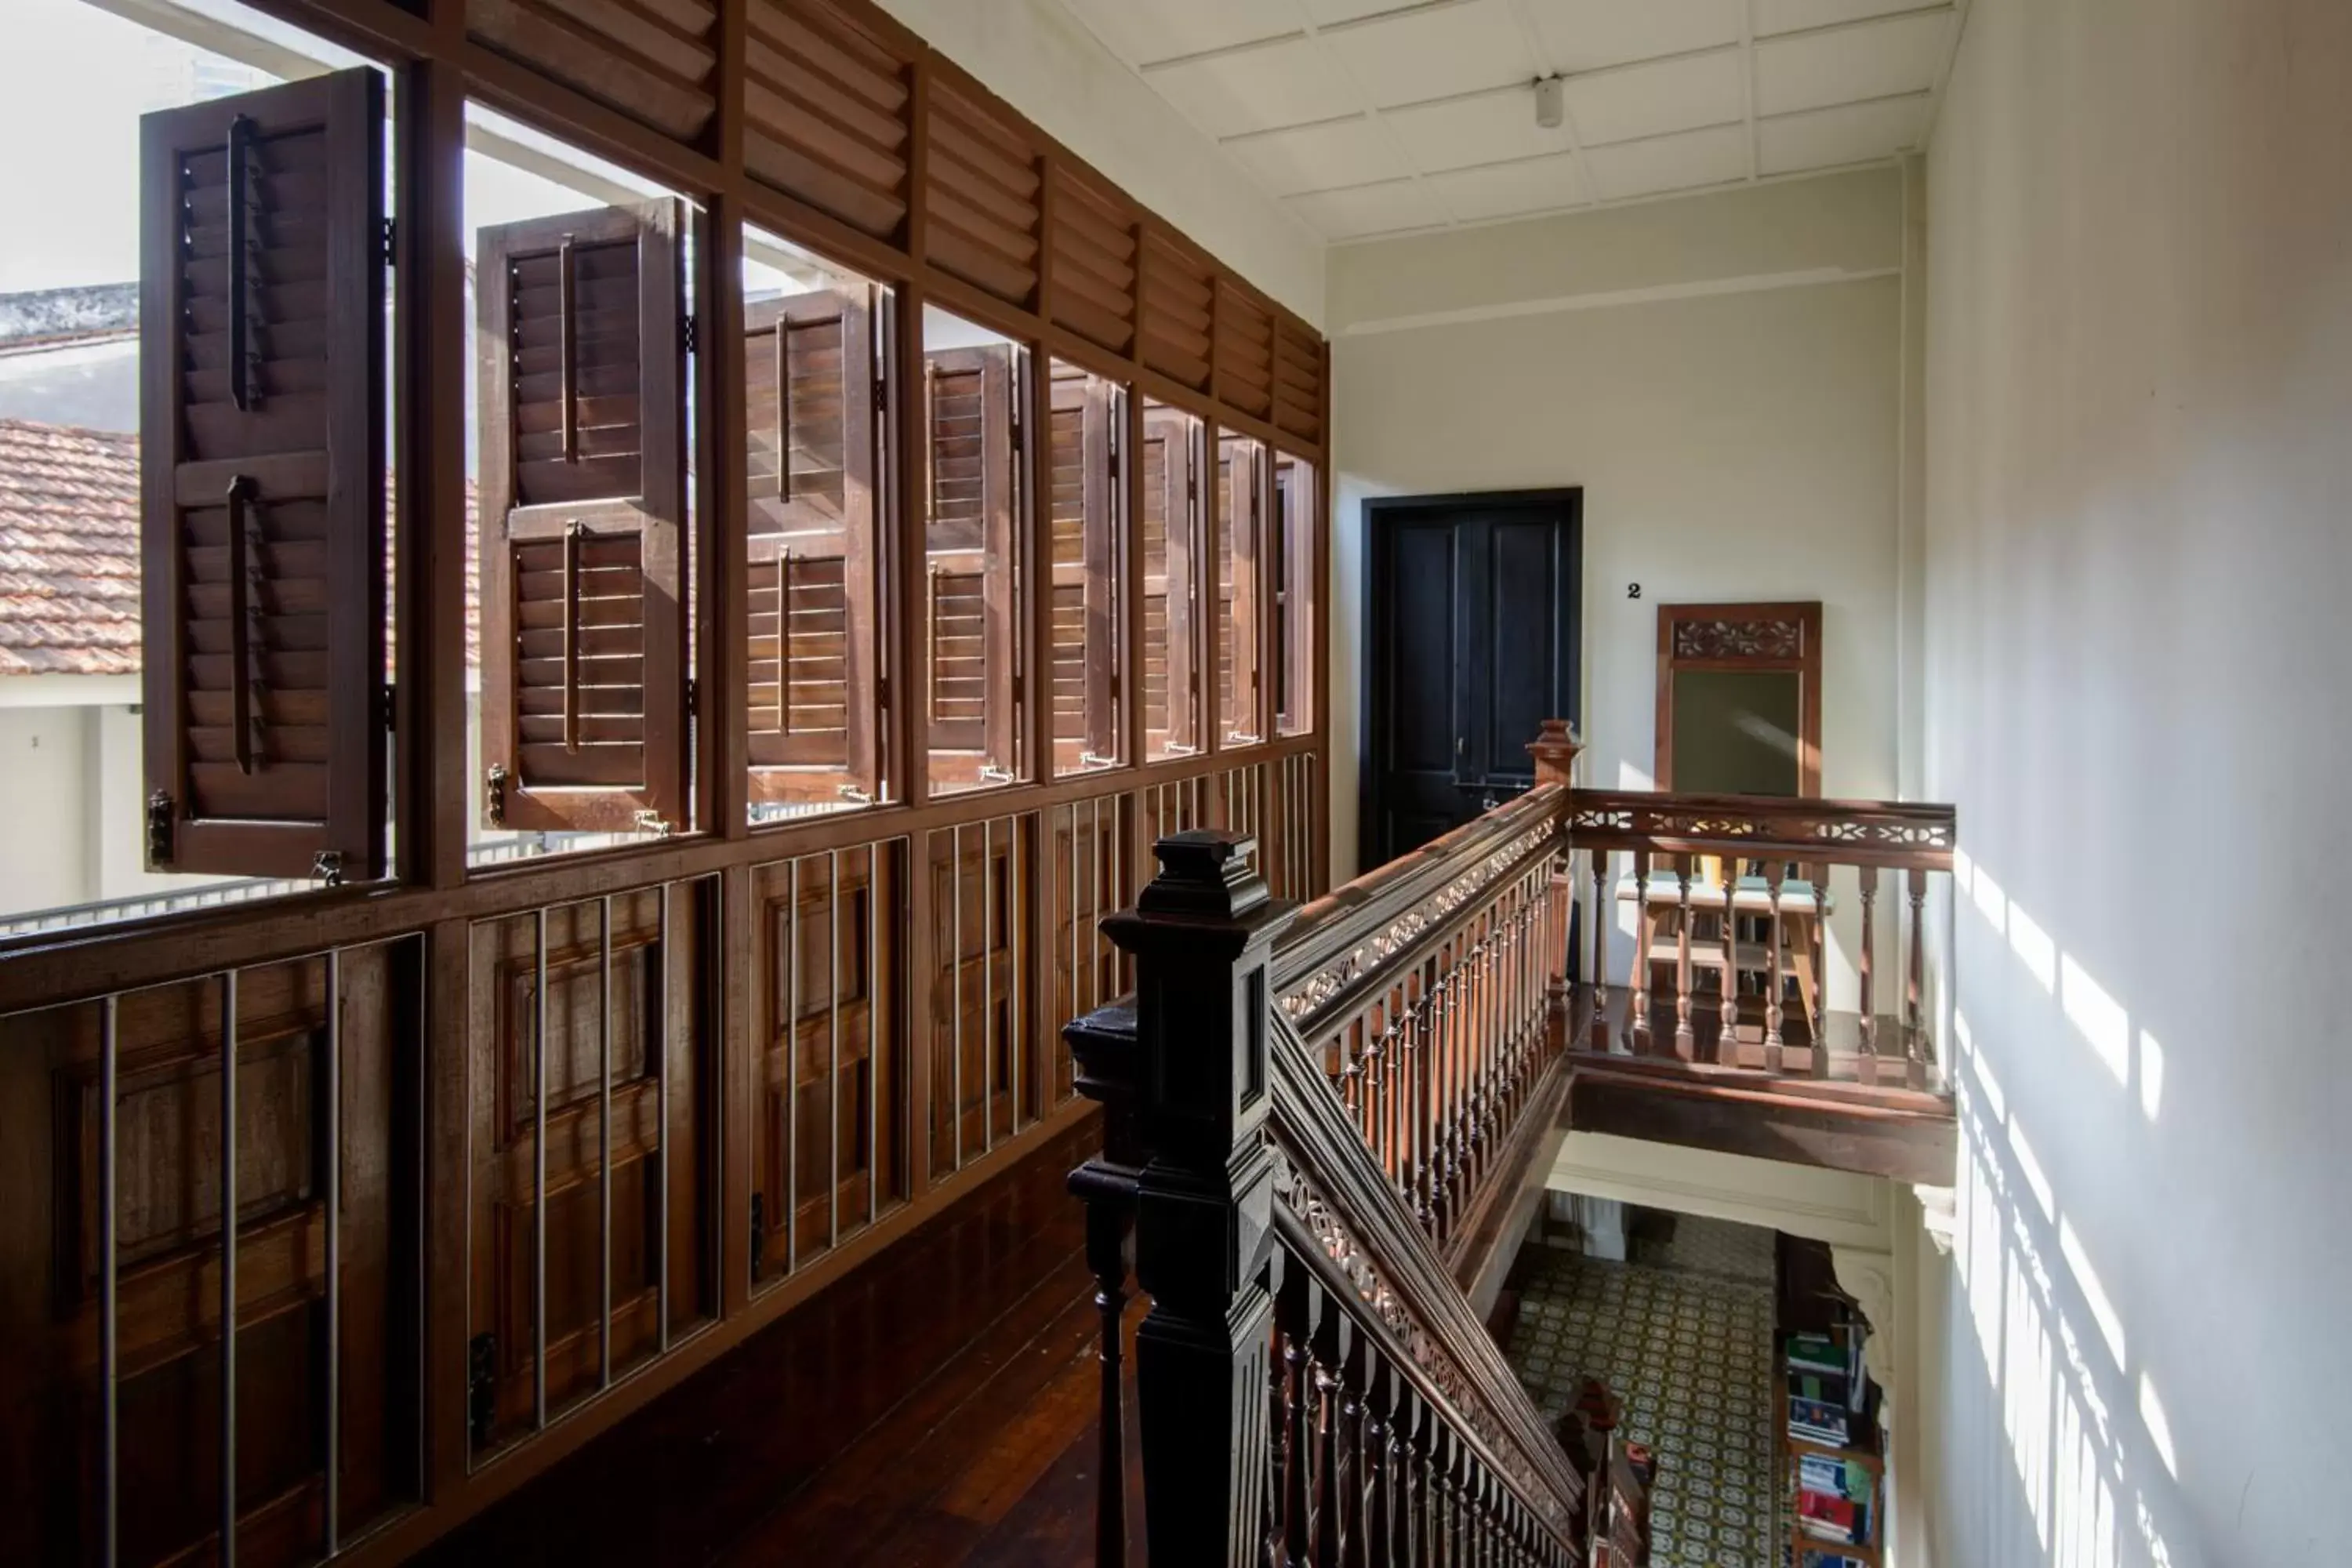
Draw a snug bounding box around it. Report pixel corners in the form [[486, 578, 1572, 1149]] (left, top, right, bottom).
[[1527, 719, 1584, 786]]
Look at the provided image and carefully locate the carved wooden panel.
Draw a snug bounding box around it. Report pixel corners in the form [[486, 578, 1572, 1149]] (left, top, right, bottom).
[[1671, 617, 1805, 660]]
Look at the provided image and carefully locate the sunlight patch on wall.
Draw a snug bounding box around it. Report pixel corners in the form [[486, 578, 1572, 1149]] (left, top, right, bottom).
[[2057, 1216, 2126, 1372], [2136, 1029, 2165, 1122], [2007, 1115, 2055, 1220], [2060, 953, 2130, 1087], [2055, 1390, 2122, 1568], [2004, 1236, 2056, 1550], [2136, 1376, 2176, 1481], [2009, 903, 2057, 993]]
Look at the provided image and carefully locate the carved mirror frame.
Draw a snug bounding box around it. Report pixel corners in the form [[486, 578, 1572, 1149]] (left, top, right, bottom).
[[1653, 601, 1822, 797]]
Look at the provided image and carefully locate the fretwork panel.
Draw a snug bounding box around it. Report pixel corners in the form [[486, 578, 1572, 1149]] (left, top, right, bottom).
[[466, 883, 710, 1458], [751, 840, 903, 1288]]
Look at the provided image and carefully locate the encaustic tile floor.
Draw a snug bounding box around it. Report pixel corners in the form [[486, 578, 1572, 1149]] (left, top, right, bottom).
[[1507, 1214, 1779, 1567]]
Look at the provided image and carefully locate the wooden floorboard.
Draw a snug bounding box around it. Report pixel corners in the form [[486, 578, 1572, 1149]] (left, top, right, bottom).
[[421, 1114, 1115, 1568]]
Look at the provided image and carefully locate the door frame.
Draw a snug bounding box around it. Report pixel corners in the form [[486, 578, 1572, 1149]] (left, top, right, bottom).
[[1359, 488, 1584, 873]]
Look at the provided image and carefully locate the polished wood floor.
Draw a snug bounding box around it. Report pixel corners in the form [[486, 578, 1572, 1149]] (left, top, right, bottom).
[[424, 1114, 1138, 1567]]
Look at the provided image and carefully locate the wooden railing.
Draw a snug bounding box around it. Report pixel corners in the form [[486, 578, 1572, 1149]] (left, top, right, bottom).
[[1565, 789, 1957, 1088], [1066, 724, 1587, 1566]]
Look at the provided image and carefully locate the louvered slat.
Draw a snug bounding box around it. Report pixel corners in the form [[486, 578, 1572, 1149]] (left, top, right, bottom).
[[1139, 231, 1214, 391], [469, 0, 719, 144], [478, 199, 688, 833], [926, 83, 1042, 307], [924, 347, 1015, 762], [1272, 318, 1324, 444], [141, 68, 387, 879], [1048, 165, 1138, 355], [743, 0, 913, 241]]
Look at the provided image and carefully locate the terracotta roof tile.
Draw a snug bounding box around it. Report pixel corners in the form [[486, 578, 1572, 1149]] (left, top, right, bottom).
[[0, 418, 481, 678], [0, 419, 140, 676]]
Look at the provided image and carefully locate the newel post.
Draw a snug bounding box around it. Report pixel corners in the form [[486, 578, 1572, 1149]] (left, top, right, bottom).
[[1100, 829, 1295, 1568], [1526, 721, 1584, 1046]]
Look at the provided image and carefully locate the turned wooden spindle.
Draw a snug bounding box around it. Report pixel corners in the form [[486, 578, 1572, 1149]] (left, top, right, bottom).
[[1673, 859, 1695, 1058], [1717, 856, 1738, 1059], [1907, 865, 1929, 1088], [1857, 864, 1879, 1085], [1630, 850, 1653, 1044], [1763, 862, 1787, 1073], [1589, 848, 1609, 999]]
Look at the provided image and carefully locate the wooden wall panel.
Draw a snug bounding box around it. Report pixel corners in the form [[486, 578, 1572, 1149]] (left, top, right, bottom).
[[742, 0, 915, 242], [469, 0, 720, 143]]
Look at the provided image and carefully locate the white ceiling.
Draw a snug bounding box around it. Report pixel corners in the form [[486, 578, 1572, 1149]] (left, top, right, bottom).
[[1057, 0, 1964, 242]]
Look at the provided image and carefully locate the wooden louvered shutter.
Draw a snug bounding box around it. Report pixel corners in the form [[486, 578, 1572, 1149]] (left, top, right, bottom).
[[1047, 372, 1116, 765], [1140, 405, 1196, 754], [745, 286, 878, 801], [478, 200, 688, 833], [1218, 432, 1264, 746], [924, 344, 1016, 764], [139, 68, 387, 880]]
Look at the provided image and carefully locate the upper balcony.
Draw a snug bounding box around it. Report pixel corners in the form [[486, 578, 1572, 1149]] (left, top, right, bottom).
[[1560, 786, 1959, 1186]]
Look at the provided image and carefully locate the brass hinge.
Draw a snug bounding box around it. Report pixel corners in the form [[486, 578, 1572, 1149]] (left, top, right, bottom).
[[633, 809, 677, 837], [750, 1192, 766, 1277], [311, 851, 345, 887], [467, 1333, 496, 1448], [145, 789, 176, 869], [485, 764, 509, 828]]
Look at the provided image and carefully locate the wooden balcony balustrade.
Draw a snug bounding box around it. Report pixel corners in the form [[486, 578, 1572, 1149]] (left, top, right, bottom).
[[1563, 789, 1961, 1185], [1064, 724, 1590, 1567]]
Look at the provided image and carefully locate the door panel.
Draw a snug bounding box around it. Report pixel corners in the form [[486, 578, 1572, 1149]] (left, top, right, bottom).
[[1363, 494, 1580, 867]]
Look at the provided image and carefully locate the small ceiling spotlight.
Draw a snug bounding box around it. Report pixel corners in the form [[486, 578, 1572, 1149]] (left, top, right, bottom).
[[1534, 74, 1564, 130]]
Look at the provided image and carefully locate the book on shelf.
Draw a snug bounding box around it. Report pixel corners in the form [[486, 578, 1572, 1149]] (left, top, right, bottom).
[[1788, 1395, 1851, 1446], [1798, 1454, 1874, 1502], [1798, 1551, 1871, 1568], [1797, 1486, 1872, 1544], [1785, 1332, 1847, 1376]]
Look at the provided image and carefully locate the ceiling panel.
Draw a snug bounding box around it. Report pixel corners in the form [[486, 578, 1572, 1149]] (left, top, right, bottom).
[[1755, 9, 1955, 116], [1565, 47, 1745, 148], [1385, 86, 1573, 172], [1060, 0, 1299, 67], [1755, 0, 1948, 37], [1299, 0, 1443, 24], [1424, 152, 1590, 223], [1758, 93, 1928, 172], [1520, 0, 1743, 74], [1286, 178, 1449, 239], [1320, 0, 1539, 108], [1145, 36, 1365, 138], [1225, 115, 1401, 196], [1582, 123, 1748, 200]]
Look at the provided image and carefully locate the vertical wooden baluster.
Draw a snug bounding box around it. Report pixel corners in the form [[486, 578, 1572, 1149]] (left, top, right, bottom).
[[1857, 864, 1879, 1084], [597, 898, 613, 1374], [1630, 851, 1652, 1045], [321, 947, 342, 1558], [1907, 865, 1929, 1089], [829, 848, 844, 1246], [221, 969, 239, 1563], [531, 912, 548, 1427], [1764, 863, 1786, 1074], [1364, 1358, 1393, 1568], [1280, 1263, 1312, 1568], [1673, 860, 1694, 1058], [1313, 1282, 1350, 1568], [100, 993, 119, 1568], [1341, 1323, 1371, 1568], [869, 845, 884, 1225], [1717, 855, 1739, 1062], [786, 861, 800, 1273], [950, 822, 964, 1171], [1588, 848, 1609, 1026], [1810, 872, 1829, 1067]]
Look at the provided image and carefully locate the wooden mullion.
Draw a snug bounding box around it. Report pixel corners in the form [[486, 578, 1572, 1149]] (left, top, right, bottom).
[[1080, 380, 1117, 764], [977, 347, 1019, 774], [1022, 341, 1054, 784], [705, 201, 748, 839], [1200, 404, 1222, 757], [842, 285, 884, 799], [1120, 378, 1145, 774]]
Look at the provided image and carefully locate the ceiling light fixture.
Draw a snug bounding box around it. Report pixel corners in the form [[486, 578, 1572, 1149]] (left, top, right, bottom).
[[1534, 74, 1564, 130]]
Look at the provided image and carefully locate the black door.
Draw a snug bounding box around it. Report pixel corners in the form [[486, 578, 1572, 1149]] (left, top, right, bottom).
[[1363, 492, 1580, 867]]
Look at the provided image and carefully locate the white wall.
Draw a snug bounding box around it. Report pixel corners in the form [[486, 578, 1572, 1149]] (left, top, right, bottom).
[[1328, 169, 1908, 883], [0, 705, 93, 909], [1918, 2, 2352, 1565], [873, 0, 1324, 328]]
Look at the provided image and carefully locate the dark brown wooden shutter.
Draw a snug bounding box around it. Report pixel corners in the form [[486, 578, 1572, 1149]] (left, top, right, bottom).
[[924, 345, 1016, 764], [926, 82, 1043, 309], [745, 285, 879, 801], [1047, 369, 1116, 764], [477, 199, 688, 833], [1272, 318, 1324, 446], [469, 0, 718, 145], [1140, 405, 1196, 754], [742, 0, 914, 242], [1138, 231, 1213, 392], [1047, 165, 1137, 356], [139, 67, 387, 880]]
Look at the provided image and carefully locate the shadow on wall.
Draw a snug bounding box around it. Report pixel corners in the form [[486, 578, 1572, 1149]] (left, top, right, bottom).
[[1928, 846, 2197, 1568]]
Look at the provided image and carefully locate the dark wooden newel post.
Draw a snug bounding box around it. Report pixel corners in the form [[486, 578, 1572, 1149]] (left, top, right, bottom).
[[1101, 829, 1294, 1567]]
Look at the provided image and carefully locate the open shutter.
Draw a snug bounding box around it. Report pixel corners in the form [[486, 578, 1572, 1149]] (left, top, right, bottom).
[[1218, 431, 1264, 745], [1140, 405, 1196, 754], [1048, 370, 1117, 766], [745, 285, 879, 803], [924, 344, 1016, 764], [140, 68, 387, 880], [478, 199, 688, 833]]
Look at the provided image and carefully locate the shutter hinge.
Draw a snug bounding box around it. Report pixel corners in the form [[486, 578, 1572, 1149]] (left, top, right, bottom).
[[381, 216, 396, 267], [682, 314, 699, 354], [877, 674, 890, 710], [485, 764, 509, 828], [467, 1333, 497, 1448], [311, 851, 345, 887], [381, 682, 396, 733], [1011, 672, 1024, 706], [633, 810, 677, 837], [686, 675, 699, 712], [750, 1192, 767, 1276], [145, 789, 176, 869]]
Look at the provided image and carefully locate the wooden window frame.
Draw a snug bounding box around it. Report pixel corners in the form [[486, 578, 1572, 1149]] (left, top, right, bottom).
[[1653, 600, 1823, 797]]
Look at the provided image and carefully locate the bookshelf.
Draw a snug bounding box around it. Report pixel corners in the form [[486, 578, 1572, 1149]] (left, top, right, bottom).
[[1777, 1235, 1882, 1568]]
